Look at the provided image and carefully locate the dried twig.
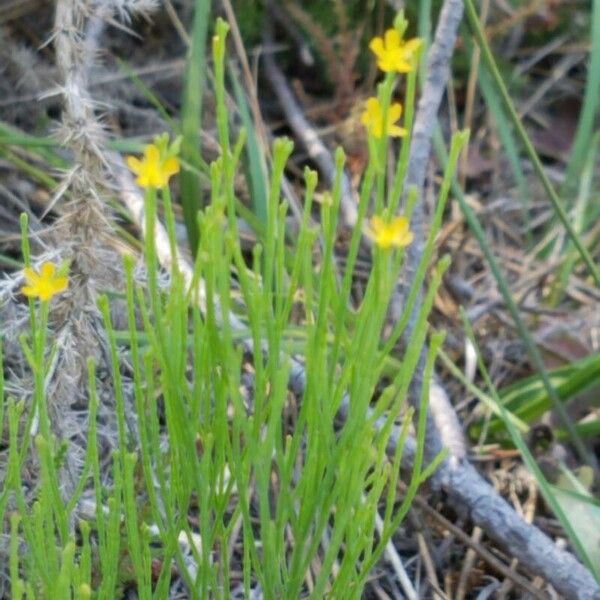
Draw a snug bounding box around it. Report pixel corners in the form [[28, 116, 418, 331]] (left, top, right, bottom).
[[395, 0, 467, 468], [412, 499, 545, 600], [395, 438, 600, 599], [455, 525, 484, 600], [443, 461, 600, 598], [374, 510, 418, 600]]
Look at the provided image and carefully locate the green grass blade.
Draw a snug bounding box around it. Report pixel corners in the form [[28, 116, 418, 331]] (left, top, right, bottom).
[[463, 0, 600, 288], [468, 351, 600, 441], [477, 64, 531, 226], [561, 0, 600, 199], [115, 57, 175, 128], [228, 64, 268, 225], [437, 346, 529, 435], [551, 132, 600, 304], [497, 352, 600, 424], [0, 121, 68, 169], [179, 0, 212, 254]]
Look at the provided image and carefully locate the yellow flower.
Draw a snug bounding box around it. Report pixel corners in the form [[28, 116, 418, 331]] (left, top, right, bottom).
[[369, 29, 421, 73], [361, 97, 407, 139], [366, 215, 414, 250], [127, 144, 180, 189], [22, 262, 68, 302]]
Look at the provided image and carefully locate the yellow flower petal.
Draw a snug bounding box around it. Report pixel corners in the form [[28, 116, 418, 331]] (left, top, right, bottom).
[[370, 216, 385, 234], [404, 38, 422, 54], [388, 124, 407, 138], [21, 261, 69, 302], [369, 36, 385, 58], [390, 216, 407, 234], [369, 28, 422, 74], [136, 172, 150, 188], [40, 262, 56, 278], [390, 56, 412, 73], [388, 103, 402, 121], [366, 97, 379, 112], [127, 155, 142, 174], [361, 97, 406, 139], [53, 276, 69, 292], [23, 267, 38, 282], [127, 139, 181, 189], [162, 157, 180, 177], [145, 144, 160, 163], [384, 28, 400, 50], [401, 230, 414, 245], [366, 215, 414, 250]]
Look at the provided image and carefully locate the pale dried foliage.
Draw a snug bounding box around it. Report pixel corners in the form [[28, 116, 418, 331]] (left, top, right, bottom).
[[0, 0, 160, 509], [0, 27, 56, 127], [46, 0, 152, 490], [0, 28, 55, 96]]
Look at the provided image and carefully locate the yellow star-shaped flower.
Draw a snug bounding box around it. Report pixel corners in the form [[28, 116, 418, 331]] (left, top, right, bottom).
[[22, 262, 69, 302], [361, 97, 407, 139], [127, 144, 180, 189], [366, 215, 414, 250], [369, 29, 422, 73]]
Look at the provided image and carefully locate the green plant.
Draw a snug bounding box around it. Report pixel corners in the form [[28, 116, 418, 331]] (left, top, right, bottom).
[[0, 13, 468, 598]]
